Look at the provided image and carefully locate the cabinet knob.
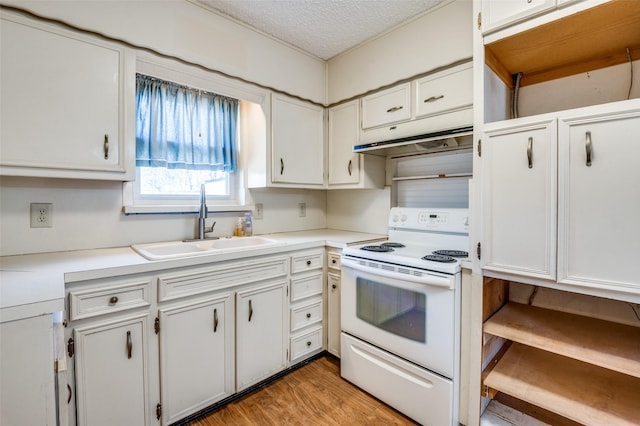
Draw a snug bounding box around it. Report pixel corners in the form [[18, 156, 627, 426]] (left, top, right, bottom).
[[332, 284, 337, 289], [306, 260, 312, 266], [306, 341, 312, 347], [109, 296, 119, 305], [306, 313, 311, 319], [332, 259, 337, 264]]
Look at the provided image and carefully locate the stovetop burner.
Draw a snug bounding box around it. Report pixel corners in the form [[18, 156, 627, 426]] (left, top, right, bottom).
[[381, 242, 406, 248], [432, 250, 468, 258], [422, 254, 457, 263], [360, 245, 394, 253]]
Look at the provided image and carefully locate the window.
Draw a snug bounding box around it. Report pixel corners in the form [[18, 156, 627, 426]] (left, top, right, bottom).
[[134, 74, 239, 203]]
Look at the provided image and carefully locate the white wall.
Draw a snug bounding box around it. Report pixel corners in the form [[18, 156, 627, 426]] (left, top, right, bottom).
[[326, 188, 390, 235], [1, 0, 326, 104], [0, 177, 326, 256], [327, 0, 473, 104]]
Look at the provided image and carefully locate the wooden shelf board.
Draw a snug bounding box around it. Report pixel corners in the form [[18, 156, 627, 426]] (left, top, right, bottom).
[[484, 302, 640, 379], [483, 343, 640, 426], [485, 0, 640, 88]]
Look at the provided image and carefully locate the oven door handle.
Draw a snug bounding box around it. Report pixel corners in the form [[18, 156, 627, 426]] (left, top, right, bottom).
[[341, 258, 454, 289]]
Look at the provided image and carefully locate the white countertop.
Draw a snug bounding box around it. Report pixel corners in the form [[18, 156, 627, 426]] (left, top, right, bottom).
[[0, 229, 386, 322]]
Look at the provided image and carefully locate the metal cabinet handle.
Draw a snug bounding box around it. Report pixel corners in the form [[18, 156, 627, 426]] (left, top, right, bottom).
[[109, 296, 118, 305], [248, 300, 253, 322], [306, 313, 311, 319], [103, 134, 109, 160], [585, 131, 592, 167], [67, 384, 72, 404], [280, 158, 284, 175], [386, 106, 403, 113], [527, 137, 533, 169], [213, 308, 219, 333], [126, 331, 132, 359], [348, 159, 352, 176], [423, 95, 444, 103]]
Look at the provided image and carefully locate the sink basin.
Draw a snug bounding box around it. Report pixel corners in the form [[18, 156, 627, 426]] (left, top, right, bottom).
[[132, 237, 285, 260]]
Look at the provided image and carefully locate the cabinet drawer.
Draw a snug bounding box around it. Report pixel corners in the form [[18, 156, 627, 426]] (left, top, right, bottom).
[[68, 280, 151, 321], [291, 251, 323, 274], [414, 63, 472, 119], [290, 272, 323, 302], [290, 327, 323, 361], [361, 83, 411, 129], [327, 252, 341, 270], [290, 300, 323, 332], [159, 256, 288, 301]]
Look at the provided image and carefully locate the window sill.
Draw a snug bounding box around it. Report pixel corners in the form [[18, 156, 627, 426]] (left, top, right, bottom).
[[123, 204, 254, 215]]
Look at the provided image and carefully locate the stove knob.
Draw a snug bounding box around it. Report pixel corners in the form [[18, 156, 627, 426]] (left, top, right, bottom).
[[392, 215, 399, 223], [401, 214, 407, 223]]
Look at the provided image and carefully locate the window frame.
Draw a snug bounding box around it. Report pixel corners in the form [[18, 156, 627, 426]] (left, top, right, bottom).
[[123, 52, 270, 214]]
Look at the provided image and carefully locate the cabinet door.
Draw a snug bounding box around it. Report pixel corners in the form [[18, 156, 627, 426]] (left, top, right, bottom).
[[327, 273, 341, 357], [328, 101, 360, 185], [236, 281, 287, 390], [73, 314, 150, 426], [481, 0, 556, 34], [361, 83, 411, 129], [0, 13, 133, 180], [483, 118, 557, 280], [558, 107, 640, 292], [271, 94, 324, 185], [0, 315, 56, 426], [414, 62, 473, 119], [159, 294, 234, 425]]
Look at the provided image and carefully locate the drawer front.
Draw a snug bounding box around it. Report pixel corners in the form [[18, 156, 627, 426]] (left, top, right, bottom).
[[361, 83, 411, 129], [290, 327, 323, 361], [290, 272, 323, 302], [290, 299, 323, 332], [327, 252, 341, 270], [69, 280, 151, 321], [415, 63, 473, 119], [159, 256, 288, 302], [291, 251, 323, 274]]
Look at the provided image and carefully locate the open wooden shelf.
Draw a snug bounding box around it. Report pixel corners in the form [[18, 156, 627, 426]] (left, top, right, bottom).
[[483, 342, 640, 426], [485, 0, 640, 87], [484, 302, 640, 379]]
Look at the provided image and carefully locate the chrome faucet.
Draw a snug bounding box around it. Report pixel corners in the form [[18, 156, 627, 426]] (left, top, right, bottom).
[[197, 184, 215, 239]]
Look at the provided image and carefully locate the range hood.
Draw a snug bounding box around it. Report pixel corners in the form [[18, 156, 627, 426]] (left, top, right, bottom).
[[354, 125, 473, 157]]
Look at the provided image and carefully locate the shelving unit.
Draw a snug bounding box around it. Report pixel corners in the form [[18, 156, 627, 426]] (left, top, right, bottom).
[[482, 302, 640, 425], [485, 0, 640, 87]]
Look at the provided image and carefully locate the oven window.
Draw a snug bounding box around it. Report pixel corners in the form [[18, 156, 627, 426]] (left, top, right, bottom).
[[356, 278, 426, 342]]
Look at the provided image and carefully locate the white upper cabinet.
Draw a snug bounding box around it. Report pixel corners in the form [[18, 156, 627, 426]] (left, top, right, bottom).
[[0, 12, 134, 180], [483, 117, 557, 281], [414, 62, 473, 119], [327, 101, 384, 189], [271, 94, 325, 186], [481, 0, 557, 34], [557, 104, 640, 294], [361, 83, 411, 129]]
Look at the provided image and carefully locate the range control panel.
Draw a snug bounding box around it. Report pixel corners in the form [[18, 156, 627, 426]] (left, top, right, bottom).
[[389, 208, 469, 234]]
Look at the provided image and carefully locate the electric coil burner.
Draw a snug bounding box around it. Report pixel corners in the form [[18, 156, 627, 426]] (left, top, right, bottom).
[[422, 254, 457, 263], [360, 245, 394, 252]]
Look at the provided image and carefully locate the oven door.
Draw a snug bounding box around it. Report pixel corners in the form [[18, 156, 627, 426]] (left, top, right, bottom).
[[341, 257, 458, 378]]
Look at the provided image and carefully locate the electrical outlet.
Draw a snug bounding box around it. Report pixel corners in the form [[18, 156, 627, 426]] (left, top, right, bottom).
[[298, 202, 306, 218], [254, 203, 263, 220], [30, 203, 53, 228]]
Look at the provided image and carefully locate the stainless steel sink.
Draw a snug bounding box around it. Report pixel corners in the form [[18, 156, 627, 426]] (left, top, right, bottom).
[[131, 237, 285, 260]]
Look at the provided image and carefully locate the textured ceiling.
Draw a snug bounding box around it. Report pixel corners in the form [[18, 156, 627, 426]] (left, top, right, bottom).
[[197, 0, 447, 60]]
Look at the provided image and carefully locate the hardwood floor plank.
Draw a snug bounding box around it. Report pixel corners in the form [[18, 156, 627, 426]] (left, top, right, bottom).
[[186, 356, 418, 426]]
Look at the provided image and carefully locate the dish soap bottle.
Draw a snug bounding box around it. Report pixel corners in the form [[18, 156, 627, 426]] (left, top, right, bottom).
[[234, 217, 244, 237], [244, 212, 253, 237]]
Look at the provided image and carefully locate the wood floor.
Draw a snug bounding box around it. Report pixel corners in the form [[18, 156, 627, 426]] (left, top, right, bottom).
[[187, 355, 419, 425]]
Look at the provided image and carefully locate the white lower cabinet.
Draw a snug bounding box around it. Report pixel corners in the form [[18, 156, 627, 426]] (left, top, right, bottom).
[[158, 294, 234, 425], [73, 314, 151, 426], [236, 280, 288, 390]]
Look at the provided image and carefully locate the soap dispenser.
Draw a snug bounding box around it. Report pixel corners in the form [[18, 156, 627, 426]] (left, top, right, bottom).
[[244, 212, 253, 236]]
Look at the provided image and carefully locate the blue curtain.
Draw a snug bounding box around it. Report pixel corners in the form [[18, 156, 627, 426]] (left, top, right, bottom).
[[135, 74, 238, 172]]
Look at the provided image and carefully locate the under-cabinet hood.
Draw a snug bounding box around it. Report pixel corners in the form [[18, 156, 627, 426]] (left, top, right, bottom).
[[354, 126, 473, 157]]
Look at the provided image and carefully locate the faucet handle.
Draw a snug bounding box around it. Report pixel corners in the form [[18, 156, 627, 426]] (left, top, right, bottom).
[[204, 220, 216, 234]]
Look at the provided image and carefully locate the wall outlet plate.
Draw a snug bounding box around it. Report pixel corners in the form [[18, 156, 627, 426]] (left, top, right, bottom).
[[254, 203, 263, 220], [30, 203, 53, 228]]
